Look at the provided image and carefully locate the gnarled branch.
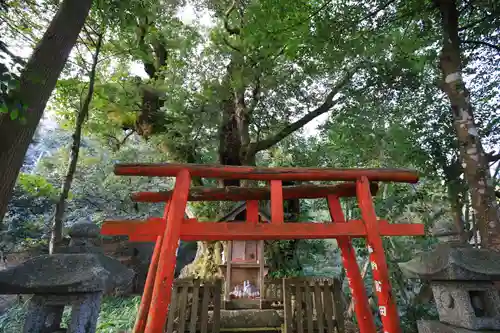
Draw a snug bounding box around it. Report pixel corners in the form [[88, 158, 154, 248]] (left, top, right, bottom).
[[251, 70, 356, 153]]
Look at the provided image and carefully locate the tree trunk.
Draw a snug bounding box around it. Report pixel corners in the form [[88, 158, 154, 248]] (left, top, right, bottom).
[[49, 32, 103, 254], [0, 0, 93, 221], [218, 60, 246, 187], [435, 0, 500, 248], [444, 164, 468, 243]]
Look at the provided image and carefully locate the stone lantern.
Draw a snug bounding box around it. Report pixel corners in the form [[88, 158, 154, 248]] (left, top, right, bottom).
[[399, 220, 500, 332], [0, 221, 134, 333]]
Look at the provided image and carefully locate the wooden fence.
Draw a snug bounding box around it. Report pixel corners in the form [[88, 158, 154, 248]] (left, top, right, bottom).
[[261, 278, 284, 309], [166, 277, 344, 333], [283, 278, 345, 333], [166, 278, 222, 333]]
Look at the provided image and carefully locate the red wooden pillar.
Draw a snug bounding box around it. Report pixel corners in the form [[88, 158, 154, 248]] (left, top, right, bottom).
[[247, 200, 259, 224], [134, 201, 171, 333], [134, 235, 162, 333], [270, 180, 284, 224], [327, 195, 376, 333], [356, 177, 401, 333], [145, 170, 191, 333]]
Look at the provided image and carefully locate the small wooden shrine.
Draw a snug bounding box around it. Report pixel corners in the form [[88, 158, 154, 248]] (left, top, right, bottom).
[[218, 203, 270, 309]]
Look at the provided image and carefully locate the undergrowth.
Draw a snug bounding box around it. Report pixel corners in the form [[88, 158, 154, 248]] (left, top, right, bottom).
[[0, 296, 140, 332]]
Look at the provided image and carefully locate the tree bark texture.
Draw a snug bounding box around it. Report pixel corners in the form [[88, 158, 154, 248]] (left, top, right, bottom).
[[49, 32, 103, 254], [444, 162, 468, 243], [436, 0, 499, 248], [0, 0, 93, 221]]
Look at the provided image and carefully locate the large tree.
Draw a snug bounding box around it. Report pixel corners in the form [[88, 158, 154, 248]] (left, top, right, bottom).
[[0, 0, 93, 220], [433, 0, 500, 248]]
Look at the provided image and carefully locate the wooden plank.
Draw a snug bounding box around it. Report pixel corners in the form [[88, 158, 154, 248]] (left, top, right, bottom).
[[131, 183, 379, 202], [177, 284, 189, 333], [283, 279, 293, 333], [270, 180, 284, 224], [313, 282, 324, 333], [322, 282, 335, 333], [225, 241, 232, 304], [259, 240, 265, 309], [200, 283, 210, 333], [115, 163, 419, 183], [212, 280, 222, 333], [296, 283, 304, 333], [331, 280, 345, 333], [174, 278, 196, 286], [304, 282, 314, 333], [165, 285, 179, 333], [189, 279, 201, 333]]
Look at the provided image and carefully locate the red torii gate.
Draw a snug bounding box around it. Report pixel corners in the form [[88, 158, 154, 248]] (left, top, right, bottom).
[[101, 163, 424, 333]]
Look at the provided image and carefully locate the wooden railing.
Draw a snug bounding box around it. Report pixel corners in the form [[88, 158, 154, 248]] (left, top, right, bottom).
[[166, 277, 344, 333], [261, 278, 284, 309], [283, 277, 345, 333], [167, 278, 222, 333]]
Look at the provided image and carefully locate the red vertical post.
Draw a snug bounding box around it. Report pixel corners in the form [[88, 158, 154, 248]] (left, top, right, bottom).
[[145, 170, 191, 333], [327, 195, 376, 333], [270, 180, 284, 224], [133, 235, 163, 333], [356, 177, 401, 333], [247, 200, 259, 224], [133, 201, 171, 333]]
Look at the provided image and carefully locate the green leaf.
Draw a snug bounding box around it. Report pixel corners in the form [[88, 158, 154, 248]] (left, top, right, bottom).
[[10, 108, 18, 120]]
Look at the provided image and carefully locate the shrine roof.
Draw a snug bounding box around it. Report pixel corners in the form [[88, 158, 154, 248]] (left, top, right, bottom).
[[217, 202, 271, 222]]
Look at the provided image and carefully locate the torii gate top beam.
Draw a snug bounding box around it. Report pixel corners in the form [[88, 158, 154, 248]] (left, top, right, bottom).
[[114, 163, 419, 183]]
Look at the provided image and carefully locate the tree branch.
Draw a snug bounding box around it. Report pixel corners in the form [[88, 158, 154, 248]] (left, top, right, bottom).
[[461, 39, 500, 53], [222, 35, 243, 54], [224, 0, 241, 35], [252, 70, 356, 153], [112, 130, 135, 151], [487, 152, 500, 163], [458, 9, 499, 31], [494, 162, 500, 180], [82, 25, 97, 48], [0, 41, 26, 66]]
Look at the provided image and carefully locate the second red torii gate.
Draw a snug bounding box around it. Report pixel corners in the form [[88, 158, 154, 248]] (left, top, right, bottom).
[[101, 163, 424, 333]]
